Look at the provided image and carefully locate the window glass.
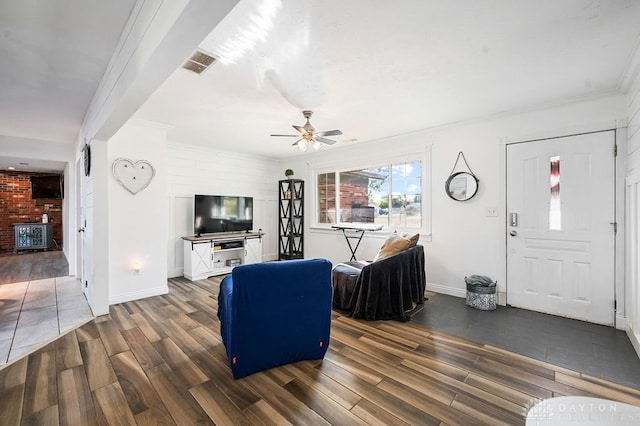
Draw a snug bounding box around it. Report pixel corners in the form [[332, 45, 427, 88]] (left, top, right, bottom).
[[549, 156, 561, 230], [317, 172, 336, 224], [391, 162, 422, 229], [338, 167, 388, 224], [316, 160, 422, 229]]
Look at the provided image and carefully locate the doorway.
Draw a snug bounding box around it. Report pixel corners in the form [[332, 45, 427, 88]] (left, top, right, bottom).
[[76, 157, 86, 293], [506, 130, 616, 325]]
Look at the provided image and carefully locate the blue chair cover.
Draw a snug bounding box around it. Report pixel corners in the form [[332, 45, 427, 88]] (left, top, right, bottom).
[[217, 258, 332, 379]]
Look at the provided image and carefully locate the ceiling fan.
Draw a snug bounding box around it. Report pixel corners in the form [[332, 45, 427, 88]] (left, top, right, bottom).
[[271, 110, 342, 152]]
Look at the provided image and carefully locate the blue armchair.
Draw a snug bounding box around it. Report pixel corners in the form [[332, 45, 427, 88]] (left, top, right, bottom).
[[217, 258, 333, 379]]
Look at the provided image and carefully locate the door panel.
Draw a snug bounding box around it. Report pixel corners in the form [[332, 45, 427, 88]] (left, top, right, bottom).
[[506, 131, 615, 325]]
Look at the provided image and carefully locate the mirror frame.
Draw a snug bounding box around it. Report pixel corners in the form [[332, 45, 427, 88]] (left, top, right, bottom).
[[445, 171, 479, 201]]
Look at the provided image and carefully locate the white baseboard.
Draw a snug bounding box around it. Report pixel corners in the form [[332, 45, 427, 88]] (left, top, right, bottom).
[[425, 282, 465, 298], [109, 285, 168, 305], [167, 268, 183, 279], [626, 319, 640, 360], [426, 282, 507, 306], [616, 313, 627, 330]]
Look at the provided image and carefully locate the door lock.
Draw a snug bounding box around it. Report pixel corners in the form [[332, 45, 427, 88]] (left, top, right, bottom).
[[509, 212, 518, 227], [509, 230, 518, 237]]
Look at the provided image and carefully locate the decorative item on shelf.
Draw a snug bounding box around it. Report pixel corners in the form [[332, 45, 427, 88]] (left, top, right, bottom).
[[285, 168, 295, 179], [112, 158, 156, 195], [445, 151, 479, 201]]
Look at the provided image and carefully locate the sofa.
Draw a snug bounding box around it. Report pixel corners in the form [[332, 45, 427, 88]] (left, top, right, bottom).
[[332, 244, 425, 321], [217, 258, 333, 379]]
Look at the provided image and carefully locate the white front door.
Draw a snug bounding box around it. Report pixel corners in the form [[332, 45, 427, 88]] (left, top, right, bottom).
[[506, 131, 616, 325]]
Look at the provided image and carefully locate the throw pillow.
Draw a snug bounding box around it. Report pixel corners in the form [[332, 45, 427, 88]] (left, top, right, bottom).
[[373, 233, 412, 262], [403, 232, 420, 247]]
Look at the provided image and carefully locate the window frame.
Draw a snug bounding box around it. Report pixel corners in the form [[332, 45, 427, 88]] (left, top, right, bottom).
[[310, 149, 431, 239]]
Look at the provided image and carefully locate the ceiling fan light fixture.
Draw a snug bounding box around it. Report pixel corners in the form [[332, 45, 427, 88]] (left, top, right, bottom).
[[271, 110, 342, 153]]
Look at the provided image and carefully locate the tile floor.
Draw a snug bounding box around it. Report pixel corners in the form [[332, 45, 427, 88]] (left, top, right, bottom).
[[411, 292, 640, 390], [0, 276, 93, 366]]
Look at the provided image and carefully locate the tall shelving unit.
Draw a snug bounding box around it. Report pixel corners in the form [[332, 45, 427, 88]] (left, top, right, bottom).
[[278, 179, 304, 260]]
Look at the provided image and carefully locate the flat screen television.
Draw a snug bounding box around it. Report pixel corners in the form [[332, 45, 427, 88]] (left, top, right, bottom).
[[31, 175, 63, 199], [194, 194, 253, 236]]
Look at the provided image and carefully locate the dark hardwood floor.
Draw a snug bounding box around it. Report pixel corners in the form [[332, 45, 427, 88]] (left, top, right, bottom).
[[1, 275, 639, 425], [0, 250, 68, 285]]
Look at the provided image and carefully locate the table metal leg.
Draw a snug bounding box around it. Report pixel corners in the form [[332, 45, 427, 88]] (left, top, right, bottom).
[[342, 229, 366, 261]]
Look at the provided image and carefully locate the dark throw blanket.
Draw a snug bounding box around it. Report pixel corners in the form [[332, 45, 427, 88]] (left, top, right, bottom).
[[332, 245, 426, 321]]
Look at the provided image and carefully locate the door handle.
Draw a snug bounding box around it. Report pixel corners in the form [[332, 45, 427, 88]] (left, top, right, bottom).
[[78, 228, 85, 233], [509, 230, 517, 237]]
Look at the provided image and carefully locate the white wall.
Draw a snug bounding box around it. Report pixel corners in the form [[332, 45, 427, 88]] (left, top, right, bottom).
[[166, 142, 281, 277], [284, 94, 627, 305], [107, 121, 169, 304], [62, 162, 74, 274], [75, 0, 239, 313], [625, 65, 640, 356]]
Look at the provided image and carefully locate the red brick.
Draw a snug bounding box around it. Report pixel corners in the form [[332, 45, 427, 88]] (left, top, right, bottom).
[[0, 171, 64, 252]]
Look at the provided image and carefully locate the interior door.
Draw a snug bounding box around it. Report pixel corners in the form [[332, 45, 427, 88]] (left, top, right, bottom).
[[506, 131, 615, 325], [76, 158, 86, 293]]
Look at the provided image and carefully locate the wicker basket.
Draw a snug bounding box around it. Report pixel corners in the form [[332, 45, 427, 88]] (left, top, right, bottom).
[[465, 282, 496, 311]]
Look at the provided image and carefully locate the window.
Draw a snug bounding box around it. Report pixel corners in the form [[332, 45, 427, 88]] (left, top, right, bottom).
[[549, 155, 561, 230], [316, 160, 422, 230]]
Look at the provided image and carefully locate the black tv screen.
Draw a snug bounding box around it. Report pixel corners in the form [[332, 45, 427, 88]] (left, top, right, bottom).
[[194, 195, 253, 236], [31, 175, 63, 199]]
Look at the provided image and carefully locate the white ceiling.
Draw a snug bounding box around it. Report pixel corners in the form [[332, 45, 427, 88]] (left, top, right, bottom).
[[134, 0, 640, 158], [0, 0, 136, 172], [2, 0, 640, 169]]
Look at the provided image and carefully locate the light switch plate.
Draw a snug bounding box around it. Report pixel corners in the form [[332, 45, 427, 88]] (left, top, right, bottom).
[[485, 207, 498, 217]]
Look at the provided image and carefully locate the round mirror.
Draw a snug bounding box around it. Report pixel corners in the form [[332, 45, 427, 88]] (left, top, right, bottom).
[[445, 172, 479, 201]]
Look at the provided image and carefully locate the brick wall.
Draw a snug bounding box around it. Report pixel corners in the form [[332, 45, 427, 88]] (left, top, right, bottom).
[[339, 182, 370, 222], [318, 179, 336, 223], [0, 171, 63, 253], [318, 173, 373, 223]]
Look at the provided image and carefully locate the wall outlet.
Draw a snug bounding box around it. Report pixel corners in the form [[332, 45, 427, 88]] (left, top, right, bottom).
[[485, 207, 498, 217]]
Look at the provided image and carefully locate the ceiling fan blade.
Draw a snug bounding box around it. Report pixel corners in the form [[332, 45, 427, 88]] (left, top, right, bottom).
[[314, 136, 337, 145], [315, 129, 342, 137], [271, 134, 299, 137], [292, 125, 309, 136]]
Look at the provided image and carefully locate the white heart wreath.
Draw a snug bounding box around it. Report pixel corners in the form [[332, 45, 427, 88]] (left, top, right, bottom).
[[112, 158, 155, 195]]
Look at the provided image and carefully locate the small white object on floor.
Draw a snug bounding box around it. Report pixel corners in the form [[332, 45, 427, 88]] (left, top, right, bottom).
[[526, 396, 640, 425]]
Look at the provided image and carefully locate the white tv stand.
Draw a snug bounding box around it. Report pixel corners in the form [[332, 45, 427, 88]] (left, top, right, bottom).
[[182, 231, 263, 281]]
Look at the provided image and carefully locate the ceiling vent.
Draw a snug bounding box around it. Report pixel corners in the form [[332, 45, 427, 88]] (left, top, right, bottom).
[[182, 50, 217, 75]]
